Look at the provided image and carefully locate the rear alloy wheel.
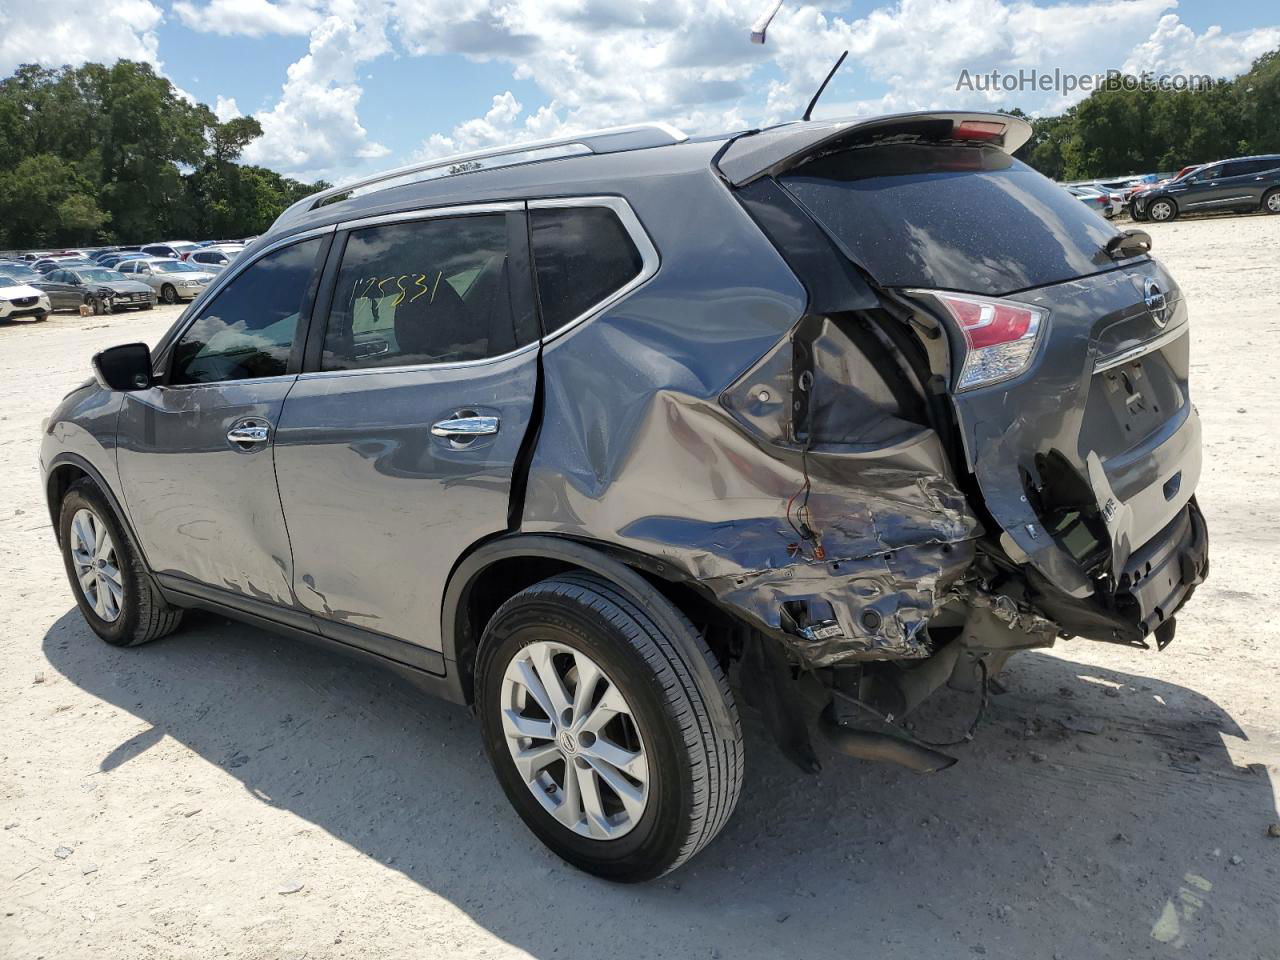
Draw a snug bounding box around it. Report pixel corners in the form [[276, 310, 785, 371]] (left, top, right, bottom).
[[58, 478, 183, 647], [476, 572, 743, 882], [1148, 198, 1177, 222], [501, 640, 651, 840], [160, 283, 179, 304], [1263, 189, 1280, 214]]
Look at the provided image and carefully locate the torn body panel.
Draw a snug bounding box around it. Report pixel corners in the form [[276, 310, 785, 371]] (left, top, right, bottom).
[[521, 267, 981, 666]]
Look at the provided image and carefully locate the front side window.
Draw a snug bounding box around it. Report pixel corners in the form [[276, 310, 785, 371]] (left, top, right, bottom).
[[170, 238, 322, 385], [321, 213, 532, 370], [530, 206, 643, 335]]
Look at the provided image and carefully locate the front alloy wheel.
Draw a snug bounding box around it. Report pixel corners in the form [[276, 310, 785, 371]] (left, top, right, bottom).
[[69, 508, 123, 621], [1263, 189, 1280, 214], [160, 284, 179, 304], [501, 640, 650, 840], [58, 477, 183, 647], [1149, 198, 1177, 221]]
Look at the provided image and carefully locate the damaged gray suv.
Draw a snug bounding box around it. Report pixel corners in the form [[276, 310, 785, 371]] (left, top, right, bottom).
[[42, 112, 1208, 882]]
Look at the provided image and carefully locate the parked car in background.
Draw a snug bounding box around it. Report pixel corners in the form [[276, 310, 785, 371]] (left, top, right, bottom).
[[0, 282, 50, 321], [1132, 155, 1280, 221], [34, 256, 94, 274], [43, 266, 156, 313], [0, 268, 78, 312], [45, 112, 1208, 882], [1066, 184, 1118, 219], [186, 246, 242, 274], [99, 252, 148, 269], [116, 257, 215, 303], [0, 262, 42, 281], [1126, 166, 1202, 213], [140, 242, 200, 260]]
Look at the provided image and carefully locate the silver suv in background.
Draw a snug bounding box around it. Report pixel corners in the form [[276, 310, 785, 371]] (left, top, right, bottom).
[[41, 113, 1208, 882], [116, 256, 215, 303], [187, 246, 243, 274]]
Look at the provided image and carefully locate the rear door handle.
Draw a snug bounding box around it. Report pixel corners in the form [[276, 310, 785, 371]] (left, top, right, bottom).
[[431, 415, 500, 445]]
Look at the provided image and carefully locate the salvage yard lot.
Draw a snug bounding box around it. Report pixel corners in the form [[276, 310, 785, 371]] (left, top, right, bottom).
[[1, 215, 1278, 959]]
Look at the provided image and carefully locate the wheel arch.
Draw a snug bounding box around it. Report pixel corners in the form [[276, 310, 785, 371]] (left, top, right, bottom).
[[45, 454, 142, 563], [441, 534, 737, 734]]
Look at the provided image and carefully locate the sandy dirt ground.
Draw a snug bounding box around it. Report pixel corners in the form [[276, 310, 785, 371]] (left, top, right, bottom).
[[1, 214, 1278, 960]]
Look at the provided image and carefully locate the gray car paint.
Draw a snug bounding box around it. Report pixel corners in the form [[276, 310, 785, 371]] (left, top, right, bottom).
[[115, 377, 299, 605], [41, 111, 1207, 695], [275, 350, 538, 647]]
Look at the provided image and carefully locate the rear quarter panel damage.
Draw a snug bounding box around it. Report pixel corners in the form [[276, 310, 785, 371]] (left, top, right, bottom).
[[519, 174, 981, 666]]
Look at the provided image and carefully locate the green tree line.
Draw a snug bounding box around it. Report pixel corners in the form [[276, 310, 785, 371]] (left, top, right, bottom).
[[1011, 48, 1280, 179], [0, 60, 328, 250]]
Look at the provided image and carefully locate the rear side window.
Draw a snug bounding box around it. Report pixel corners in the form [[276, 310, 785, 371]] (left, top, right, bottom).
[[170, 238, 322, 385], [781, 143, 1116, 296], [530, 206, 643, 334], [321, 213, 534, 370]]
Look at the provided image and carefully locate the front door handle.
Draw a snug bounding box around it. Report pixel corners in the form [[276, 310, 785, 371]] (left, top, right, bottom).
[[431, 415, 500, 446], [227, 419, 271, 449]]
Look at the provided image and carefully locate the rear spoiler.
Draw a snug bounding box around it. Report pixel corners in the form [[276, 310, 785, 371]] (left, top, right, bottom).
[[714, 111, 1034, 187]]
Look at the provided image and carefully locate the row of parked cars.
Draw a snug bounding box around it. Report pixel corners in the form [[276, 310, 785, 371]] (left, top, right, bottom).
[[1063, 153, 1280, 223], [0, 239, 251, 322]]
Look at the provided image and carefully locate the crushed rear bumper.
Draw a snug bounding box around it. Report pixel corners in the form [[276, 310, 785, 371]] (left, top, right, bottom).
[[1026, 497, 1208, 648]]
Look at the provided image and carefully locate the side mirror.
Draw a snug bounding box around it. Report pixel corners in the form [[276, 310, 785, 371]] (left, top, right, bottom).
[[92, 343, 154, 392]]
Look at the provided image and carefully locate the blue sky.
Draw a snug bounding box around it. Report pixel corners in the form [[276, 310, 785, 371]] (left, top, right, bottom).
[[2, 0, 1278, 183]]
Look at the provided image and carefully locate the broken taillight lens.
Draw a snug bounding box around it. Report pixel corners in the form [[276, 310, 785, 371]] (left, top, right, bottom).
[[924, 292, 1047, 391]]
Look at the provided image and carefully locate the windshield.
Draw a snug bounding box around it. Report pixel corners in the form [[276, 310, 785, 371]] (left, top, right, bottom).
[[78, 269, 128, 282], [153, 260, 200, 273], [782, 142, 1117, 296]]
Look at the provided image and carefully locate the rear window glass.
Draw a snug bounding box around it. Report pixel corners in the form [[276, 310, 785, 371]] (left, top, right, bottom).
[[781, 143, 1116, 295], [530, 207, 643, 334]]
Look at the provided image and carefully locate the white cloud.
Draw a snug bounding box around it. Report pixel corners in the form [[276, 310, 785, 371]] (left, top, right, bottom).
[[240, 15, 390, 181], [0, 0, 163, 75], [18, 0, 1274, 182], [172, 0, 325, 36], [213, 95, 243, 121], [1124, 14, 1280, 79]]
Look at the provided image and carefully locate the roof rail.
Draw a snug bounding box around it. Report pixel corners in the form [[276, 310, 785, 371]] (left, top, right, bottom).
[[271, 122, 689, 230]]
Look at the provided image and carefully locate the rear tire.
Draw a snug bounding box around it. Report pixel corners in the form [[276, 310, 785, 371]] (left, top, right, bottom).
[[475, 572, 743, 882], [58, 478, 182, 647], [1148, 198, 1178, 222], [1263, 188, 1280, 214]]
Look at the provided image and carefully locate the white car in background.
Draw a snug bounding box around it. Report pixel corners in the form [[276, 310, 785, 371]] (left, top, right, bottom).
[[115, 257, 216, 304], [0, 282, 51, 321]]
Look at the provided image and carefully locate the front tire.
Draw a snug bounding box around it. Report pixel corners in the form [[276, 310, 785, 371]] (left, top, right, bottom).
[[160, 284, 179, 304], [1262, 188, 1280, 214], [476, 572, 743, 882], [58, 478, 182, 647], [1148, 198, 1178, 222]]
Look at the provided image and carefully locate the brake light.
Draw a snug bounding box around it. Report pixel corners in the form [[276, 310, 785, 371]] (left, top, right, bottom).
[[925, 292, 1047, 391], [953, 120, 1006, 141]]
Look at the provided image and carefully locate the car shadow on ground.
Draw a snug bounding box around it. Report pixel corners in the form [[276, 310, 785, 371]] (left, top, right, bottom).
[[42, 608, 1278, 959]]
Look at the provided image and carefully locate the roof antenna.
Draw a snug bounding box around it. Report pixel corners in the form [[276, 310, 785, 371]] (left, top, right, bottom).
[[803, 50, 848, 121], [750, 0, 784, 43]]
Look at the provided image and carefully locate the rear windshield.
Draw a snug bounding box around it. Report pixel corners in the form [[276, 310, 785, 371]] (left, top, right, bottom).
[[781, 143, 1117, 295]]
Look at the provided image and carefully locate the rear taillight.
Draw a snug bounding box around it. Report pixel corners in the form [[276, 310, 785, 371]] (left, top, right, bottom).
[[917, 291, 1047, 391]]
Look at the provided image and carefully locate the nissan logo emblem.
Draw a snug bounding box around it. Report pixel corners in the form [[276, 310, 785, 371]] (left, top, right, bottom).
[[1144, 278, 1169, 328]]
